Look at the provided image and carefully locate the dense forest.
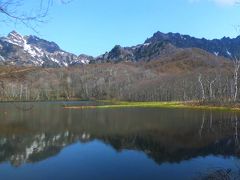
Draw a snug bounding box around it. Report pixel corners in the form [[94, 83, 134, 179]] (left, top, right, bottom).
[[0, 48, 238, 103]]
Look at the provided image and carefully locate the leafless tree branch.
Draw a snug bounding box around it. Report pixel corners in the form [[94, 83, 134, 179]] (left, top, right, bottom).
[[0, 0, 73, 32]]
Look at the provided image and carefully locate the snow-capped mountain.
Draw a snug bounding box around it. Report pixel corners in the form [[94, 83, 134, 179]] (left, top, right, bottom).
[[0, 31, 93, 67], [0, 30, 238, 67]]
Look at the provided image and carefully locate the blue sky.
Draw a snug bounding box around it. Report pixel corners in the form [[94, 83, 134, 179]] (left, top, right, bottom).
[[1, 0, 240, 56]]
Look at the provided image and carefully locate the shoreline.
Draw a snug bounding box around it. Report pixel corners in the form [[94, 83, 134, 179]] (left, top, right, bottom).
[[0, 99, 239, 112], [63, 101, 240, 112]]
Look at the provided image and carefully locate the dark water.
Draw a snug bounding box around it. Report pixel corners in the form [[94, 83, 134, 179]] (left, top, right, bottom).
[[0, 101, 239, 180]]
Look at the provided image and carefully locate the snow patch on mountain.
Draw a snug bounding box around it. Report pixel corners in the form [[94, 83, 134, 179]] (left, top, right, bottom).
[[0, 31, 93, 67]]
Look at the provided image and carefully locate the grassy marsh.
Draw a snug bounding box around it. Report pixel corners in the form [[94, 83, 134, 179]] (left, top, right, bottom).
[[63, 101, 240, 112]]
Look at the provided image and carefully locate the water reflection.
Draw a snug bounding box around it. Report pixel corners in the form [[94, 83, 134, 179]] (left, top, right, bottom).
[[0, 102, 239, 169]]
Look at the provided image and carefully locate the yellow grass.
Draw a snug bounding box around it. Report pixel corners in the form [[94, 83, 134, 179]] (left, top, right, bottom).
[[63, 101, 240, 112]]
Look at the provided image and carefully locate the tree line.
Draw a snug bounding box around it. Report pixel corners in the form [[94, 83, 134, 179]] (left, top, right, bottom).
[[0, 60, 238, 104]]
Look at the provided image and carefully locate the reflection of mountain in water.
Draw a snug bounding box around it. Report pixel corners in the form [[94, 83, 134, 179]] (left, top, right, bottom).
[[0, 102, 239, 166]]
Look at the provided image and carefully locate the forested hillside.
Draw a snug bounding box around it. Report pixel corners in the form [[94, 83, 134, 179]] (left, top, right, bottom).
[[0, 31, 239, 103], [0, 50, 234, 102]]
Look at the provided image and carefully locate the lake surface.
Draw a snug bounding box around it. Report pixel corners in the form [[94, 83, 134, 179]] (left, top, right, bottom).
[[0, 101, 239, 180]]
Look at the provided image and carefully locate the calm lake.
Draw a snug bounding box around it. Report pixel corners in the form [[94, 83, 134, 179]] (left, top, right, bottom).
[[0, 101, 239, 180]]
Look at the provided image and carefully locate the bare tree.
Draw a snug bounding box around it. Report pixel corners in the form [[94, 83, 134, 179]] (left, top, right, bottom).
[[233, 57, 240, 102], [0, 0, 72, 30], [198, 74, 205, 101], [207, 76, 217, 100]]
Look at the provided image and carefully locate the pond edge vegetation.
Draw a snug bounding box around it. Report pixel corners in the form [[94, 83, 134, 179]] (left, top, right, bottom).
[[63, 101, 240, 112]]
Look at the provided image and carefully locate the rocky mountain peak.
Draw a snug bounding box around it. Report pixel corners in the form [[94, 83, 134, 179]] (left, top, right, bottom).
[[26, 35, 61, 53], [1, 30, 240, 67], [8, 30, 22, 38], [144, 31, 240, 58], [6, 30, 25, 47], [0, 31, 92, 67]]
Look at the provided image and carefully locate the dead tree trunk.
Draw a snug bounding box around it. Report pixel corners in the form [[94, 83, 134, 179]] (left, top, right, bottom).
[[198, 74, 205, 101], [233, 57, 240, 102], [207, 78, 217, 100]]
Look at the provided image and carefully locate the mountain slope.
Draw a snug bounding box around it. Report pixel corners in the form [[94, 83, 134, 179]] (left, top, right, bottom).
[[145, 31, 239, 58], [0, 31, 93, 67], [0, 30, 237, 67], [96, 41, 179, 62], [97, 31, 239, 63], [144, 48, 230, 74]]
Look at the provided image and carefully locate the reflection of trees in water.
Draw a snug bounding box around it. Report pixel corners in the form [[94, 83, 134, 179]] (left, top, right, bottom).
[[199, 111, 205, 138], [199, 111, 217, 140], [0, 108, 240, 167], [0, 128, 232, 167], [198, 111, 240, 151], [14, 103, 34, 112], [196, 112, 240, 180], [98, 110, 240, 165]]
